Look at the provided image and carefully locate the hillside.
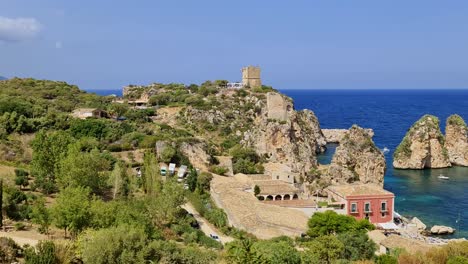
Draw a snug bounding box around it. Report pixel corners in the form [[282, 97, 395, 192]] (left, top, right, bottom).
[[0, 78, 464, 263]]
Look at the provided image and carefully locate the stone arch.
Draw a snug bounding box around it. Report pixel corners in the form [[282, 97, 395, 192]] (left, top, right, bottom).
[[292, 194, 299, 200], [275, 195, 282, 201], [284, 194, 291, 200], [266, 195, 273, 201], [257, 196, 265, 201]]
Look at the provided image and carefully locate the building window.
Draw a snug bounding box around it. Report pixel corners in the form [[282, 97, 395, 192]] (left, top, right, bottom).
[[381, 212, 386, 218], [350, 203, 358, 213], [276, 176, 279, 180], [364, 202, 371, 213], [381, 201, 387, 212]]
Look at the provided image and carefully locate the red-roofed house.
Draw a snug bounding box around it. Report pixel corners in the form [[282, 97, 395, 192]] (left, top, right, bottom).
[[326, 184, 395, 224]]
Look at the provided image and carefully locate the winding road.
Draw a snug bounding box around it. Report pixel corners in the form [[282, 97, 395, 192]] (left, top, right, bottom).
[[182, 203, 234, 245]]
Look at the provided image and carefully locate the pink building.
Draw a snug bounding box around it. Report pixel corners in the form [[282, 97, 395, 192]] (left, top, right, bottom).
[[327, 184, 395, 224]]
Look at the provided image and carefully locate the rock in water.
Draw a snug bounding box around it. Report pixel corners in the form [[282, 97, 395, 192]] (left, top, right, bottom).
[[393, 115, 451, 169], [326, 125, 386, 186], [411, 217, 427, 231], [445, 114, 468, 166], [430, 225, 455, 235]]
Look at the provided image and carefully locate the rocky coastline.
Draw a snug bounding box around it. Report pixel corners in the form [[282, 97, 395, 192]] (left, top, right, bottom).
[[321, 128, 374, 143], [393, 114, 468, 169]]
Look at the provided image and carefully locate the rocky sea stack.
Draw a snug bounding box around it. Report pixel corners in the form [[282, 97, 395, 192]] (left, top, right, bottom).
[[393, 115, 451, 169], [326, 125, 386, 186], [445, 114, 468, 166]]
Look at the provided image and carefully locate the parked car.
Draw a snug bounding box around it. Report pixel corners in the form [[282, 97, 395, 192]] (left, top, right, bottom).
[[210, 234, 220, 241], [160, 166, 167, 176]]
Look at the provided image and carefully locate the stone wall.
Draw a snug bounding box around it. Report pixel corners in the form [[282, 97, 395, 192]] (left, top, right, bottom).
[[266, 92, 292, 122]]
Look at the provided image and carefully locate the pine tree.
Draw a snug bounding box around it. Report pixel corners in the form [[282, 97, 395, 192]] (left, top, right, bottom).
[[142, 151, 161, 196]]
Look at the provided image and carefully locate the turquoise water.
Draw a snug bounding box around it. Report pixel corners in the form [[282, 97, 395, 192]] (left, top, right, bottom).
[[282, 89, 468, 238]]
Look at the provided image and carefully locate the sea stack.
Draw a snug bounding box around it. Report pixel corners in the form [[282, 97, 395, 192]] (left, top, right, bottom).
[[393, 115, 451, 169], [445, 114, 468, 166], [327, 125, 386, 186]]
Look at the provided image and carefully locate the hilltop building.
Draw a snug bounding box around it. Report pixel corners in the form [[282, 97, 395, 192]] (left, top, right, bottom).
[[242, 66, 261, 88], [71, 108, 107, 119], [326, 184, 395, 224]]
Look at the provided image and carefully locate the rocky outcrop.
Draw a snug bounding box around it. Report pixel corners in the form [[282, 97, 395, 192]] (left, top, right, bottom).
[[445, 114, 468, 166], [393, 115, 451, 169], [430, 225, 455, 235], [243, 92, 326, 177], [326, 125, 386, 186], [156, 140, 211, 170], [322, 128, 374, 143], [178, 141, 211, 171], [411, 217, 427, 231]]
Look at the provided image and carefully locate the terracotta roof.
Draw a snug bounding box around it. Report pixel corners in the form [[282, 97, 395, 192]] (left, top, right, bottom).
[[327, 184, 394, 197]]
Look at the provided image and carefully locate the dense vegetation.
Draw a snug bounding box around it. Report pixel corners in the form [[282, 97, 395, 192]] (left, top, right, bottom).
[[0, 78, 466, 263]]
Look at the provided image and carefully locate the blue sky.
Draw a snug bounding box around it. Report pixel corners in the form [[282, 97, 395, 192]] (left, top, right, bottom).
[[1, 0, 468, 90]]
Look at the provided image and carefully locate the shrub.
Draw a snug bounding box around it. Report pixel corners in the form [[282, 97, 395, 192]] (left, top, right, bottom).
[[0, 237, 21, 263], [209, 165, 228, 176], [14, 222, 26, 231]]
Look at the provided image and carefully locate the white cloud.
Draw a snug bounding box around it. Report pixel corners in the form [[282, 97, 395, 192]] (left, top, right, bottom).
[[55, 41, 62, 49], [0, 16, 43, 42]]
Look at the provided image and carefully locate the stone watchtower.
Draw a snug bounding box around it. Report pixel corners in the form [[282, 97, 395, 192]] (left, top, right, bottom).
[[242, 66, 261, 88]]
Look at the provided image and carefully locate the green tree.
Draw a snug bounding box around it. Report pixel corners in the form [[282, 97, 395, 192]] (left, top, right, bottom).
[[254, 185, 261, 196], [307, 210, 373, 237], [109, 161, 130, 199], [225, 238, 255, 264], [57, 145, 110, 194], [252, 240, 301, 264], [147, 180, 185, 227], [51, 186, 91, 238], [186, 168, 198, 192], [31, 130, 73, 194], [160, 146, 176, 163], [108, 102, 129, 117], [24, 241, 58, 264], [78, 225, 148, 264], [30, 197, 51, 235], [337, 231, 376, 261], [197, 172, 213, 192], [302, 235, 344, 264], [14, 168, 29, 189], [142, 151, 161, 196]]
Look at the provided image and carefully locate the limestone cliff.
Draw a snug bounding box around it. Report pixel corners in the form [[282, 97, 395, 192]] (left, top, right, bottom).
[[322, 128, 374, 143], [179, 91, 326, 177], [445, 114, 468, 166], [242, 92, 327, 177], [326, 125, 386, 186], [393, 115, 451, 169]]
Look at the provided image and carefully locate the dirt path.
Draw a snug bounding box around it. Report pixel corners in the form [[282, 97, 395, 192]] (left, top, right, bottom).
[[0, 230, 46, 246], [182, 203, 234, 245]]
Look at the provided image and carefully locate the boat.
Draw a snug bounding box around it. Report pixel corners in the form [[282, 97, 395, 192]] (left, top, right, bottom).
[[382, 147, 390, 154], [438, 174, 449, 180]]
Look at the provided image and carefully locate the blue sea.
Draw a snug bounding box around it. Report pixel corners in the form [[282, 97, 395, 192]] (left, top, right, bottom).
[[90, 88, 468, 238], [281, 89, 468, 239]]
